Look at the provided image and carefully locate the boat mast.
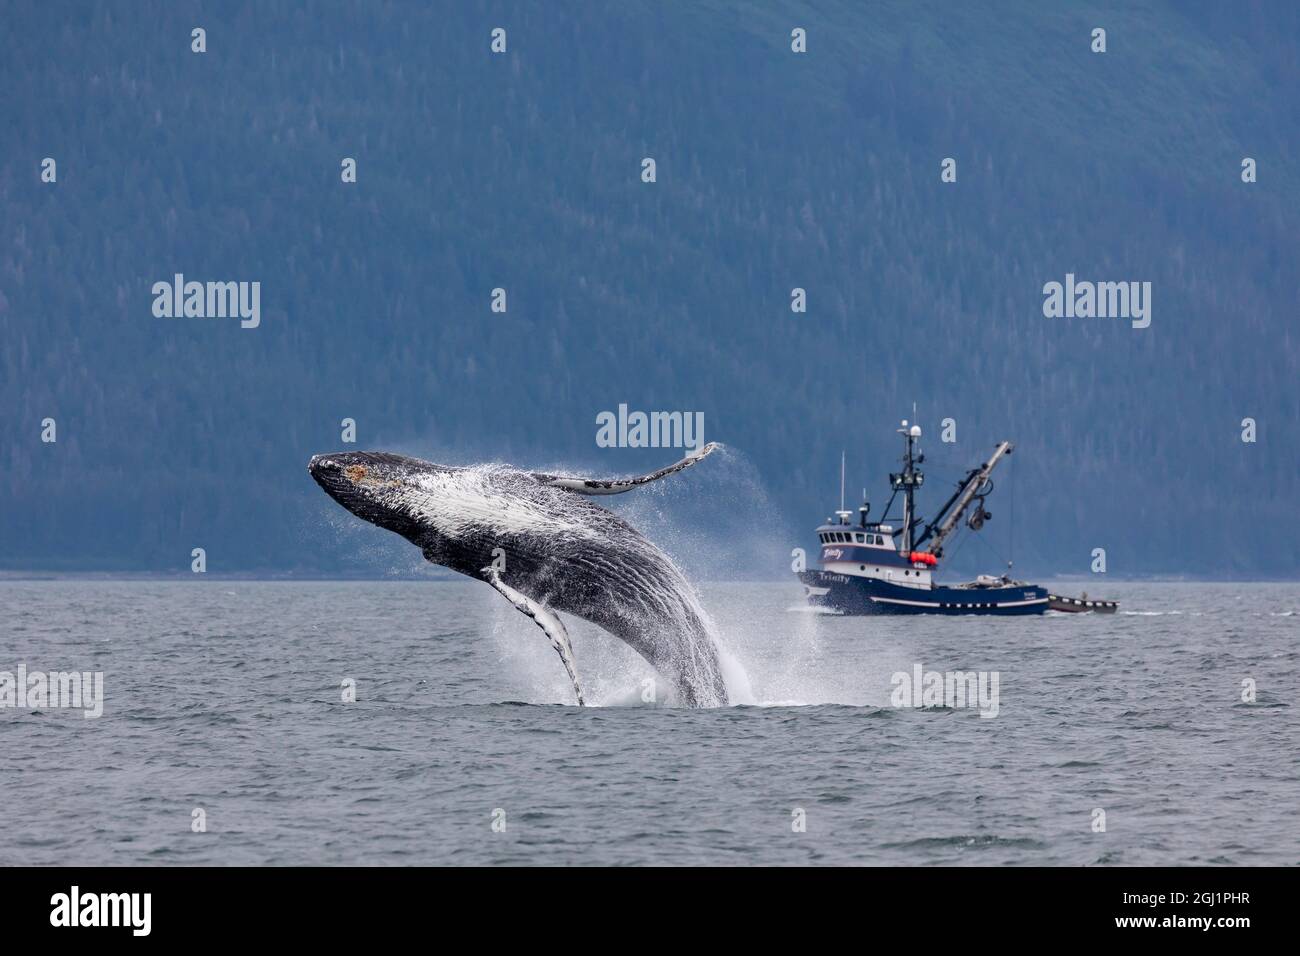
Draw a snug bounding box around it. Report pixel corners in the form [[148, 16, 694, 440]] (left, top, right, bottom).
[[891, 421, 924, 552]]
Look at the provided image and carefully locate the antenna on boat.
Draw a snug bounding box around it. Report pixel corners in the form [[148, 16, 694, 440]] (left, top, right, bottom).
[[833, 451, 854, 525], [840, 451, 845, 513]]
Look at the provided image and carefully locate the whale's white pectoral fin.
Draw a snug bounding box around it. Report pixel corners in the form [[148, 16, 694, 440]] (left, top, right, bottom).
[[532, 442, 719, 496], [482, 566, 585, 706]]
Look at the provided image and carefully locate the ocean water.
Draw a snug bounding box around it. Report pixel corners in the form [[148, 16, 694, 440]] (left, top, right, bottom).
[[1, 579, 1296, 866]]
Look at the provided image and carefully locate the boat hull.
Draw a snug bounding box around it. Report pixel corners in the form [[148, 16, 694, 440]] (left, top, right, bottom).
[[798, 570, 1049, 616]]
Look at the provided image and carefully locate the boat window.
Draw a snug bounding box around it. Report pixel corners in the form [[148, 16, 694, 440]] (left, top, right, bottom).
[[854, 533, 864, 543]]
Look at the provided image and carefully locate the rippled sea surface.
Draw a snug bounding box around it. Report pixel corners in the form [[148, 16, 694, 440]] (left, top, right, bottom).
[[1, 579, 1296, 865]]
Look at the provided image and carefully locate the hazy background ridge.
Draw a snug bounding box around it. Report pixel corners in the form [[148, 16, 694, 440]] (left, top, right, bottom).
[[1, 0, 1296, 576]]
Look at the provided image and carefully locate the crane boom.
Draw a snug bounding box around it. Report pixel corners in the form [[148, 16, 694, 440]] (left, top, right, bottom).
[[921, 441, 1014, 557]]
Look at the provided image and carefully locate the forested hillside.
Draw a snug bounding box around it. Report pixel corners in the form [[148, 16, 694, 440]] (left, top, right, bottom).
[[2, 1, 1297, 576]]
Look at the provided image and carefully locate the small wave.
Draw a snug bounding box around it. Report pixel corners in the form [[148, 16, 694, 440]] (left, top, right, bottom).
[[881, 834, 1046, 851], [1232, 700, 1289, 709], [1089, 850, 1125, 865], [746, 699, 876, 709]]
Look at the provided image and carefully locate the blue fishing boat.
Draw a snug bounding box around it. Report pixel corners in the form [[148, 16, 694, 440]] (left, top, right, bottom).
[[797, 421, 1112, 615]]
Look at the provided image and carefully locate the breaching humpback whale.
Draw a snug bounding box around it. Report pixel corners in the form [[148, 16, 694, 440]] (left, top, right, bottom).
[[308, 444, 728, 707]]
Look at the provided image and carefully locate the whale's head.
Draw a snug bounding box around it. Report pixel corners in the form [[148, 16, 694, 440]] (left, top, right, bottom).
[[309, 451, 459, 548]]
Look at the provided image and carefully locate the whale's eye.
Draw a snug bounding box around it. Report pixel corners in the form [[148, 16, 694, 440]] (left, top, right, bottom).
[[344, 464, 368, 483]]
